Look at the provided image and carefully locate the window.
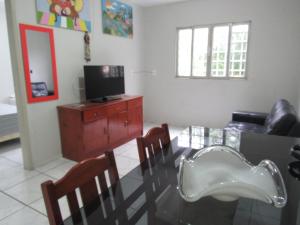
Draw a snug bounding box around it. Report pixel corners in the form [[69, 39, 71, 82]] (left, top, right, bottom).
[[192, 28, 209, 77], [211, 26, 229, 77], [229, 24, 249, 77], [177, 22, 250, 78], [177, 29, 193, 77]]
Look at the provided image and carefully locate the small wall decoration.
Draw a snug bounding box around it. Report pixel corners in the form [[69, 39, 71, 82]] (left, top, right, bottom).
[[36, 0, 91, 32], [101, 0, 133, 38], [84, 32, 91, 62]]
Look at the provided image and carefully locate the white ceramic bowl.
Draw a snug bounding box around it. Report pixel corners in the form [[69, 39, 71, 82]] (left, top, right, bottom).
[[178, 145, 287, 208]]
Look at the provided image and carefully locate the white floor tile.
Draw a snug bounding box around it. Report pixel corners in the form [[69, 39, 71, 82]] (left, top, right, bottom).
[[0, 157, 20, 171], [115, 156, 140, 176], [36, 158, 70, 173], [0, 149, 23, 165], [121, 146, 140, 161], [4, 174, 53, 205], [51, 197, 72, 220], [0, 192, 24, 220], [29, 198, 47, 216], [0, 207, 48, 225], [58, 197, 71, 220], [43, 161, 77, 180], [127, 139, 137, 146], [30, 196, 71, 220], [115, 142, 136, 155], [114, 145, 131, 156], [0, 157, 39, 191]]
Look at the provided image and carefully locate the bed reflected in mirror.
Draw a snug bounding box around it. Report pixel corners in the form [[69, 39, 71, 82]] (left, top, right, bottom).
[[19, 24, 58, 103]]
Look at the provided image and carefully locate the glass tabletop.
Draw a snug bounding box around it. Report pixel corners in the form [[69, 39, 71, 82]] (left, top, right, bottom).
[[62, 127, 300, 225]]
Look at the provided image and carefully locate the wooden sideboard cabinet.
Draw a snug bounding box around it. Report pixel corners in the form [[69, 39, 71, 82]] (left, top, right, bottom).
[[57, 96, 143, 161]]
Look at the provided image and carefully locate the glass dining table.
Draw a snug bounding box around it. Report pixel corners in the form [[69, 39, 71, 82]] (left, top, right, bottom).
[[62, 126, 300, 225]]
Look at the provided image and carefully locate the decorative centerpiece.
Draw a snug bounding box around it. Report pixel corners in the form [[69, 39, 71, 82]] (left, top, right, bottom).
[[178, 145, 287, 208]]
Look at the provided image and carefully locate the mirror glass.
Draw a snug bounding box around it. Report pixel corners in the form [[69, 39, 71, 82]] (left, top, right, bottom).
[[19, 24, 58, 103]]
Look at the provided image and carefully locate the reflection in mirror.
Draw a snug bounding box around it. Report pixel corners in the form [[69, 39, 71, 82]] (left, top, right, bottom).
[[27, 30, 53, 97], [19, 24, 58, 103]]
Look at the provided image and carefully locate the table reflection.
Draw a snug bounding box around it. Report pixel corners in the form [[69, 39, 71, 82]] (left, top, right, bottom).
[[178, 126, 241, 150]]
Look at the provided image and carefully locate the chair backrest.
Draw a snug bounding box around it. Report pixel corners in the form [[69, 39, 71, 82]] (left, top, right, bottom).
[[136, 123, 171, 163], [41, 152, 119, 225]]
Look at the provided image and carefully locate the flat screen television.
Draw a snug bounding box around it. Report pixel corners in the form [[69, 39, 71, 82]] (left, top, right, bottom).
[[84, 65, 125, 102]]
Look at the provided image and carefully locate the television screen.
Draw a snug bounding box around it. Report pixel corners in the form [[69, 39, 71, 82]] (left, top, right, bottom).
[[84, 65, 125, 101]]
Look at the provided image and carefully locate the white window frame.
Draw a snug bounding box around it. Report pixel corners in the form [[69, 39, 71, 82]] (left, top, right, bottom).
[[176, 21, 251, 79]]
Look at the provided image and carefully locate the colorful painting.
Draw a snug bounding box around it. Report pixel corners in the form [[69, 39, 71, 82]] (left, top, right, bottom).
[[36, 0, 91, 32], [101, 0, 133, 38]]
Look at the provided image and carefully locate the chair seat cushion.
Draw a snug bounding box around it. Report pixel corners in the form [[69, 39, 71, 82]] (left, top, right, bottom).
[[226, 121, 267, 134]]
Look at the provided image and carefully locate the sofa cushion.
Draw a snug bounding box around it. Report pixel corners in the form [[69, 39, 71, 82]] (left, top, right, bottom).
[[226, 121, 266, 134], [265, 99, 297, 135], [265, 99, 290, 126], [288, 122, 300, 137]]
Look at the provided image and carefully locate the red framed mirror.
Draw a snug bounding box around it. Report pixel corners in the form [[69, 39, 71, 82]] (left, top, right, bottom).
[[19, 24, 59, 103]]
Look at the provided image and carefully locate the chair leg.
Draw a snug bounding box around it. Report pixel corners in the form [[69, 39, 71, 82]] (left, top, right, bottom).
[[105, 151, 119, 183], [137, 137, 147, 163]]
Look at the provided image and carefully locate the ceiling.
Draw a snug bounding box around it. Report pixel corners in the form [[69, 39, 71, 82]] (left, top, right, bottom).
[[130, 0, 191, 7]]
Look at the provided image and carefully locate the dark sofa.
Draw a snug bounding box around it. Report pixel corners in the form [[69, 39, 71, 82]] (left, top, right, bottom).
[[226, 99, 300, 137]]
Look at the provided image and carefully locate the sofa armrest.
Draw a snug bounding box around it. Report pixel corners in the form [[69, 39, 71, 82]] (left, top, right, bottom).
[[232, 111, 268, 125]]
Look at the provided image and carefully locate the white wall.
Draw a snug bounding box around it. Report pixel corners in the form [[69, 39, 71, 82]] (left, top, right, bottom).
[[27, 30, 54, 91], [0, 1, 15, 103], [9, 0, 300, 167], [142, 0, 300, 128], [11, 0, 144, 167]]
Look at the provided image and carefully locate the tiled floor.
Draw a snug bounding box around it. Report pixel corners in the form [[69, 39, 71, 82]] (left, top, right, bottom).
[[0, 123, 184, 224]]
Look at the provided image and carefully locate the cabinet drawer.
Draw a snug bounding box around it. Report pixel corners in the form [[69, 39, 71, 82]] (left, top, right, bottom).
[[128, 98, 142, 109], [83, 109, 106, 122], [107, 102, 127, 114]]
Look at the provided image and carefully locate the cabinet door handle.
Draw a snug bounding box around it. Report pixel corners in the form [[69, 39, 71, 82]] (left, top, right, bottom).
[[104, 127, 107, 134], [124, 120, 128, 127]]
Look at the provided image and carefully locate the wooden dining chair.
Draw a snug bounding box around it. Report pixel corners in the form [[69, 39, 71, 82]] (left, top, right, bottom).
[[136, 123, 171, 163], [41, 152, 119, 225]]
